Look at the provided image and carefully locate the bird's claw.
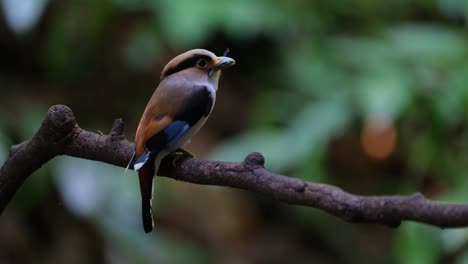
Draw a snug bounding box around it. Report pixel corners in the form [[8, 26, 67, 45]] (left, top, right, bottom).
[[170, 148, 195, 167]]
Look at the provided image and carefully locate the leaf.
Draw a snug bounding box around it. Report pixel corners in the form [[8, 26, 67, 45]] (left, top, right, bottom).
[[393, 223, 442, 264], [124, 25, 162, 71], [386, 24, 466, 64], [356, 69, 412, 118]]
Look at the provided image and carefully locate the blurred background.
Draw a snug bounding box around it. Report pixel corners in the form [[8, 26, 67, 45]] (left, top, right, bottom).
[[1, 0, 468, 263]]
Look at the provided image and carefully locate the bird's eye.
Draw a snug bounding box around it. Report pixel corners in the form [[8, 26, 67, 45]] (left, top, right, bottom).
[[196, 58, 208, 69]]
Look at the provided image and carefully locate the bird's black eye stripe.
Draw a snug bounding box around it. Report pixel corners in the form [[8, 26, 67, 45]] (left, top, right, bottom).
[[163, 55, 212, 77]]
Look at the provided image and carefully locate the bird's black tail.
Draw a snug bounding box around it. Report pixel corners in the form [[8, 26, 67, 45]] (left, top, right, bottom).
[[138, 165, 155, 233]]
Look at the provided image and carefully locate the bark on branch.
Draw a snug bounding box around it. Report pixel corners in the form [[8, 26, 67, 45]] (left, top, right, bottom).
[[1, 105, 468, 228]]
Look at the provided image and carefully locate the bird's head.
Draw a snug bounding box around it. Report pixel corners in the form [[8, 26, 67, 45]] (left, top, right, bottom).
[[160, 49, 235, 86]]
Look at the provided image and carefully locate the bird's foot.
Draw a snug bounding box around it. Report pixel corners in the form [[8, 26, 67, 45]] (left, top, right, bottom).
[[170, 148, 195, 167]]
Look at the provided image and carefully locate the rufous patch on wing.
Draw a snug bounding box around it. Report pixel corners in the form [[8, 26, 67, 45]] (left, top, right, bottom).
[[135, 114, 173, 157]]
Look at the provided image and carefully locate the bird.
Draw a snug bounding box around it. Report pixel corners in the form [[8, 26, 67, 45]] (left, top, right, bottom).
[[131, 49, 235, 233]]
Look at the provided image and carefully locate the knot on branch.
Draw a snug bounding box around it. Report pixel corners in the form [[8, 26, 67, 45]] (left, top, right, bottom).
[[40, 105, 76, 135], [35, 105, 77, 147], [409, 193, 425, 201], [244, 152, 265, 170], [290, 180, 307, 193], [110, 118, 125, 141], [46, 105, 76, 132]]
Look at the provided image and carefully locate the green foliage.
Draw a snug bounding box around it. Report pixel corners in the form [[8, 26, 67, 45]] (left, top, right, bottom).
[[43, 0, 115, 79], [211, 97, 351, 172], [394, 223, 443, 264]]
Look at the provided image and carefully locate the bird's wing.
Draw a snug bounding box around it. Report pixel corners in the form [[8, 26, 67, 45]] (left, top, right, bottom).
[[134, 113, 173, 170], [134, 85, 214, 170]]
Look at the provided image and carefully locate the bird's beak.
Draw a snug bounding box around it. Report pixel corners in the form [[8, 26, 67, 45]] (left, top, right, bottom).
[[213, 56, 236, 70]]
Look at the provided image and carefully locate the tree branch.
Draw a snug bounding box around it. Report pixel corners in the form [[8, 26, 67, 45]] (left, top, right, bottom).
[[1, 105, 468, 228]]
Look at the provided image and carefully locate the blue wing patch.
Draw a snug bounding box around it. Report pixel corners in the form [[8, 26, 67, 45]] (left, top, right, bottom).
[[133, 120, 190, 171], [133, 152, 151, 171], [146, 120, 190, 152], [163, 120, 190, 146]]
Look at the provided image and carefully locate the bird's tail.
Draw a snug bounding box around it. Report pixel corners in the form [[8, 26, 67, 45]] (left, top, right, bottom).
[[124, 151, 136, 174], [138, 164, 155, 233]]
